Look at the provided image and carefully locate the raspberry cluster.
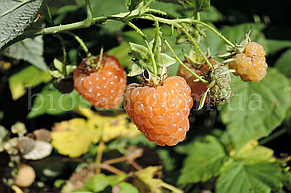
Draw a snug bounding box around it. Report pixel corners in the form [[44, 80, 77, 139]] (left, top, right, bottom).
[[124, 76, 193, 146], [73, 54, 127, 109], [229, 42, 268, 82]]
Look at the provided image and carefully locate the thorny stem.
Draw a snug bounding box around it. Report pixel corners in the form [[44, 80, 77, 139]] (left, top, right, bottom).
[[142, 15, 235, 48], [162, 36, 208, 84], [178, 24, 213, 68], [144, 0, 155, 9], [259, 128, 287, 145], [127, 21, 157, 75], [65, 31, 94, 65], [96, 140, 105, 174], [161, 182, 183, 193], [1, 8, 235, 53]]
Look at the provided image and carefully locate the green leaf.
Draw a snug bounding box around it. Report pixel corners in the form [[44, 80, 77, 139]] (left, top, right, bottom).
[[233, 140, 274, 164], [266, 39, 291, 55], [2, 36, 49, 72], [83, 174, 127, 192], [116, 182, 139, 193], [186, 0, 210, 14], [135, 166, 163, 193], [27, 83, 90, 118], [220, 68, 291, 150], [84, 174, 110, 192], [91, 0, 127, 34], [177, 135, 229, 185], [216, 161, 285, 193], [274, 49, 291, 78], [106, 42, 132, 68], [0, 0, 43, 49], [125, 0, 143, 11], [9, 65, 51, 100]]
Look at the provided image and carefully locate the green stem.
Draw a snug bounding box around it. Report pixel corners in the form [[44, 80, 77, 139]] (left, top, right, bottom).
[[144, 0, 155, 8], [141, 15, 235, 48], [160, 182, 183, 193], [178, 24, 213, 68], [162, 36, 208, 84], [259, 128, 287, 145], [65, 32, 94, 65], [127, 21, 157, 75], [146, 14, 160, 75], [84, 0, 93, 27]]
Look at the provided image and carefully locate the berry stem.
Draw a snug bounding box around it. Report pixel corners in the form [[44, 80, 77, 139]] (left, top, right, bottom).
[[160, 182, 183, 193], [127, 21, 158, 75], [65, 31, 95, 66], [161, 35, 208, 84], [259, 128, 287, 145]]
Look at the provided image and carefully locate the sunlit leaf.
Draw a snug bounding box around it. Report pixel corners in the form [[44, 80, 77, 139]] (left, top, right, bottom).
[[82, 173, 127, 192], [9, 65, 51, 100], [0, 0, 42, 49], [220, 68, 291, 150], [134, 166, 163, 193], [233, 140, 275, 164], [177, 135, 229, 184], [2, 36, 49, 71], [115, 181, 139, 193], [77, 108, 141, 142], [216, 161, 285, 193], [51, 118, 101, 158]]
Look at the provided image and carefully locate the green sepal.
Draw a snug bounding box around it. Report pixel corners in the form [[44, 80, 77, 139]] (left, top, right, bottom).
[[157, 53, 176, 67], [65, 64, 77, 76], [129, 42, 149, 60], [128, 63, 143, 77], [53, 58, 64, 73], [198, 87, 210, 110], [49, 70, 63, 78]]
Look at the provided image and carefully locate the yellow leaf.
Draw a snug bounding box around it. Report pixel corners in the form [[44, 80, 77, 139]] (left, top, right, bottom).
[[134, 166, 163, 193], [78, 108, 141, 142], [51, 118, 101, 157], [101, 114, 141, 142]]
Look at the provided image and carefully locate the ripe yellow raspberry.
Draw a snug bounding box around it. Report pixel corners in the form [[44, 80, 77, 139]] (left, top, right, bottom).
[[124, 76, 193, 146], [229, 42, 268, 82]]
